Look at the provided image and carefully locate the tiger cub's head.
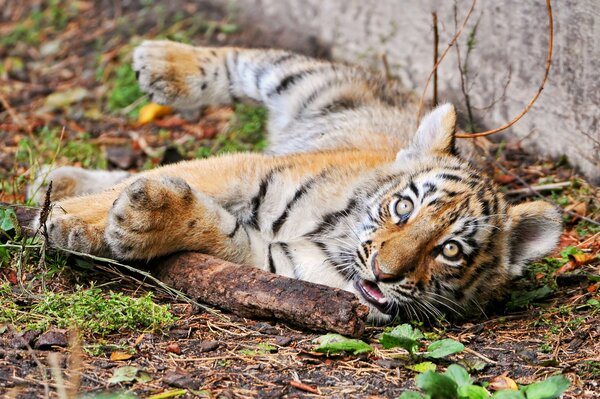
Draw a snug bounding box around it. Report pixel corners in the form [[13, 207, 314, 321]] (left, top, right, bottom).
[[352, 104, 562, 323]]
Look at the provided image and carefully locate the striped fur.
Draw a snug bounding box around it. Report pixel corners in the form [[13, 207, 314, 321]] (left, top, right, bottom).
[[35, 41, 562, 323]]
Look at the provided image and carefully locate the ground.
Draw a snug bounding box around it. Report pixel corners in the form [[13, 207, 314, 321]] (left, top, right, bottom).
[[0, 1, 599, 398]]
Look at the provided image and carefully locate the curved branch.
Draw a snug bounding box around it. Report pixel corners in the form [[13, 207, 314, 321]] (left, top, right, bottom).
[[456, 0, 553, 138]]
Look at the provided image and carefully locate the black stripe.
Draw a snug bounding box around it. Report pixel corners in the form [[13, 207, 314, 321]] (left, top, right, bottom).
[[308, 198, 358, 237], [319, 97, 360, 115], [269, 71, 306, 96], [409, 181, 420, 199], [246, 166, 287, 229], [271, 178, 316, 235], [226, 220, 240, 238], [271, 168, 333, 235], [423, 182, 437, 198], [437, 173, 463, 182], [297, 78, 338, 118], [267, 243, 276, 273], [272, 53, 296, 66]]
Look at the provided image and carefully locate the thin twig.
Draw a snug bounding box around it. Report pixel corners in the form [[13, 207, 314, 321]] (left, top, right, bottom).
[[454, 5, 481, 132], [416, 0, 477, 126], [505, 181, 572, 196], [456, 0, 553, 138], [432, 11, 439, 107], [463, 347, 499, 365], [381, 53, 392, 82]]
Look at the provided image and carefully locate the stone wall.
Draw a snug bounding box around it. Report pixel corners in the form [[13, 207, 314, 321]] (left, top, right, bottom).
[[232, 0, 600, 182]]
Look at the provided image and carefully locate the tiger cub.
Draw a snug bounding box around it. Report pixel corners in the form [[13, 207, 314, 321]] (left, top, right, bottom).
[[35, 40, 562, 323]]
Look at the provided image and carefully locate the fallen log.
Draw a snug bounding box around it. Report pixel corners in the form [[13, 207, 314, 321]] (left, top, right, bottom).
[[2, 203, 369, 337]]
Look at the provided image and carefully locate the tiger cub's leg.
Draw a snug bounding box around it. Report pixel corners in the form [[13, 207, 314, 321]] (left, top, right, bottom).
[[132, 40, 409, 150], [46, 176, 250, 262]]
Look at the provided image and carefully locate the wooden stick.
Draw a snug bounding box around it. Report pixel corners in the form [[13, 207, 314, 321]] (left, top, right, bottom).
[[150, 252, 368, 337], [2, 203, 369, 337]]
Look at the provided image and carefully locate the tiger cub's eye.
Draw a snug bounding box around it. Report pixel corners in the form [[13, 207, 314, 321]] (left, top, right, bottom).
[[442, 242, 461, 258], [395, 199, 414, 216]]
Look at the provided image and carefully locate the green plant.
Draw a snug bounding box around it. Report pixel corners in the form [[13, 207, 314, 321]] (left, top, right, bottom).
[[380, 324, 464, 360], [313, 333, 373, 355], [399, 365, 569, 399], [106, 64, 148, 117]]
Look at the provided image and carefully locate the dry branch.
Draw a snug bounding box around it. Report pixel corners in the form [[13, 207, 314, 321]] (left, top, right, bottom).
[[3, 203, 369, 337], [151, 252, 368, 337]]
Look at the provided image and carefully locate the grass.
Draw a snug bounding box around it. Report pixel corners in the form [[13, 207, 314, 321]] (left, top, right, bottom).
[[106, 63, 148, 118], [0, 280, 175, 336]]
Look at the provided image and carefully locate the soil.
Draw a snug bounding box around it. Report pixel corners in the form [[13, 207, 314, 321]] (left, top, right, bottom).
[[0, 1, 599, 398]]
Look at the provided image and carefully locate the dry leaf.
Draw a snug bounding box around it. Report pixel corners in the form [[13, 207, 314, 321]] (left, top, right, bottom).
[[166, 342, 182, 355], [138, 103, 173, 124], [489, 374, 518, 391], [110, 351, 133, 361], [554, 253, 598, 276], [568, 253, 597, 267]]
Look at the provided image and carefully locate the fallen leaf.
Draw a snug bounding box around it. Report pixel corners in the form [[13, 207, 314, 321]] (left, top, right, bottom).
[[553, 254, 597, 276], [138, 103, 173, 124], [290, 380, 320, 394], [166, 342, 182, 355], [587, 284, 599, 293], [147, 389, 188, 399], [110, 351, 133, 361], [496, 174, 516, 184], [568, 253, 598, 267], [41, 87, 89, 112], [489, 374, 518, 391]]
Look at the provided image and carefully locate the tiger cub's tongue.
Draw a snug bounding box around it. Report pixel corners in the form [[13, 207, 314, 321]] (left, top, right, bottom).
[[359, 279, 387, 304]]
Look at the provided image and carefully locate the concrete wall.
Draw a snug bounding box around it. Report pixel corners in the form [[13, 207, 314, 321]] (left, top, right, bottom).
[[232, 0, 600, 182]]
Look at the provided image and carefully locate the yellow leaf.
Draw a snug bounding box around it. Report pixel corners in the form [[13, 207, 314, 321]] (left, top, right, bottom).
[[110, 351, 133, 361], [138, 103, 173, 124], [489, 375, 519, 391]]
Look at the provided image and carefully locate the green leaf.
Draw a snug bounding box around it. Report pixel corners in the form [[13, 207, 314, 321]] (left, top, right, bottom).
[[399, 392, 431, 399], [406, 361, 437, 373], [426, 339, 465, 359], [522, 375, 569, 399], [492, 390, 526, 399], [107, 366, 140, 384], [0, 208, 16, 232], [457, 384, 490, 399], [415, 371, 458, 399], [445, 364, 471, 387], [559, 246, 581, 259], [314, 333, 373, 355], [508, 285, 553, 309], [380, 324, 424, 353]]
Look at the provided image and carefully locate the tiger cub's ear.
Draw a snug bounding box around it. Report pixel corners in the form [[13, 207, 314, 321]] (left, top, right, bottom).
[[507, 201, 563, 276], [396, 103, 457, 162]]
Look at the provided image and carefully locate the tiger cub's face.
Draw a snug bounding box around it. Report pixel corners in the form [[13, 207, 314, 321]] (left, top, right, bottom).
[[350, 105, 562, 323]]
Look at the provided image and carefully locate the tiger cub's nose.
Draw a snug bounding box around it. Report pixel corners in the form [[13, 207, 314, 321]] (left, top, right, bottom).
[[371, 254, 397, 281]]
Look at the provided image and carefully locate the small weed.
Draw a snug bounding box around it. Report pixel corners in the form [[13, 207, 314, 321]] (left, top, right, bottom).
[[17, 126, 107, 170], [106, 64, 148, 118], [210, 104, 268, 154]]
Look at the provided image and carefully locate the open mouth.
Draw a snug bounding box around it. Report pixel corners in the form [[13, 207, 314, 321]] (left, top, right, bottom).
[[354, 278, 393, 314]]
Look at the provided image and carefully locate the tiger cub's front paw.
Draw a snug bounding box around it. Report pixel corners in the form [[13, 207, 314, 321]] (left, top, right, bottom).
[[132, 40, 220, 109], [46, 209, 107, 254], [105, 176, 197, 260]]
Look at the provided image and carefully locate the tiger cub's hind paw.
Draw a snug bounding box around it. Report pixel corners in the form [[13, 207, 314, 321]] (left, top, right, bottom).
[[132, 40, 221, 109], [106, 176, 197, 260]]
